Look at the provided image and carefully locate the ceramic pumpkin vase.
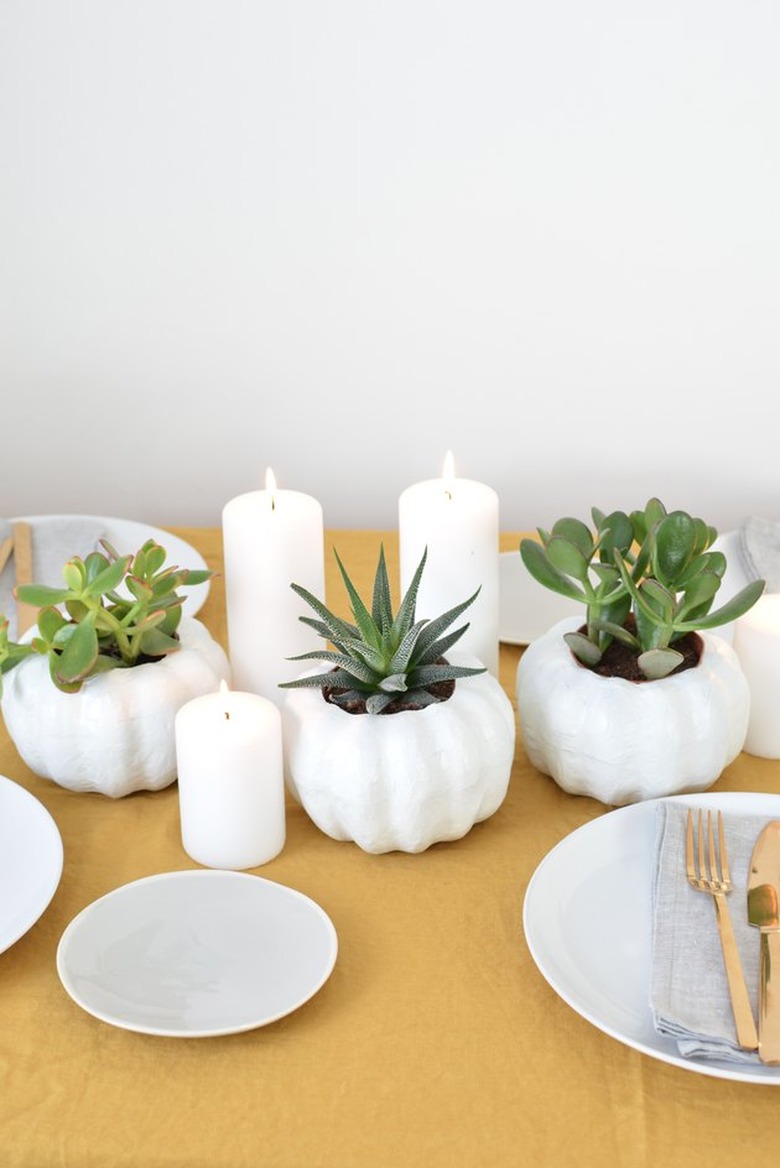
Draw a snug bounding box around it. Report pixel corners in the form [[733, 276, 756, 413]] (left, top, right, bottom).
[[1, 616, 231, 797], [516, 616, 750, 806], [282, 662, 516, 854]]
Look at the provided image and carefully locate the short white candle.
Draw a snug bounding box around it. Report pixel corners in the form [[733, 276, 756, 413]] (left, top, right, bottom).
[[175, 681, 286, 869], [398, 451, 499, 675], [222, 468, 325, 704], [733, 594, 780, 758]]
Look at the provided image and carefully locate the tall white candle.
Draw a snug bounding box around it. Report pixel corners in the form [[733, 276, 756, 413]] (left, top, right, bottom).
[[398, 452, 499, 675], [176, 682, 286, 869], [222, 469, 325, 704], [733, 594, 780, 758]]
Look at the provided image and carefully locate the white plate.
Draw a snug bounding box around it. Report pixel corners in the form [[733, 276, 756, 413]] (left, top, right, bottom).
[[499, 550, 580, 645], [523, 791, 780, 1084], [501, 530, 748, 647], [56, 870, 338, 1037], [11, 515, 209, 616], [0, 774, 63, 954]]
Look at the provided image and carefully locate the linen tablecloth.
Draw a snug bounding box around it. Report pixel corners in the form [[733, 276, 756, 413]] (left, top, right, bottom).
[[1, 529, 779, 1168]]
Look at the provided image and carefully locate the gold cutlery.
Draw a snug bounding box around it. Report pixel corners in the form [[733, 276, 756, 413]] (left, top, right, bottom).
[[685, 808, 758, 1051], [7, 522, 37, 636], [747, 820, 780, 1064]]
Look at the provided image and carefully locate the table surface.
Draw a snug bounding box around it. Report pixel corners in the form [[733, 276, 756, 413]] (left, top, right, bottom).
[[2, 527, 780, 1168]]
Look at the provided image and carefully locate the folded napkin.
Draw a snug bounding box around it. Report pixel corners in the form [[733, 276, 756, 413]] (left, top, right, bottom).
[[651, 801, 767, 1063], [739, 516, 780, 592], [0, 517, 105, 640]]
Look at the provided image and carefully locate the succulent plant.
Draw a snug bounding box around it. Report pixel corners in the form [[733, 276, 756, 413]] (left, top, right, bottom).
[[0, 538, 212, 694], [520, 497, 764, 680], [279, 545, 485, 713]]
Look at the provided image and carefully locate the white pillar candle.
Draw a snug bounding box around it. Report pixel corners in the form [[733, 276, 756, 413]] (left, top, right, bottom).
[[222, 469, 325, 705], [175, 682, 286, 869], [733, 593, 780, 758], [398, 452, 499, 675]]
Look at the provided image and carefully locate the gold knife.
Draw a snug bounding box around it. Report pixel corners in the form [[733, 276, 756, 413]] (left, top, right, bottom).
[[12, 522, 38, 636], [747, 820, 780, 1064]]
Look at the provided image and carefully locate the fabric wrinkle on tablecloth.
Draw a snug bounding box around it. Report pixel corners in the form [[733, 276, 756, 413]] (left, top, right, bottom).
[[650, 801, 771, 1063], [0, 517, 105, 639]]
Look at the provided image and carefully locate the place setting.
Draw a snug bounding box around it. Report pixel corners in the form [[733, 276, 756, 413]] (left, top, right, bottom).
[[2, 481, 780, 1067]]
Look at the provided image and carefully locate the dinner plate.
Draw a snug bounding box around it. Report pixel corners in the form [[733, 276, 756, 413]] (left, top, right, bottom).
[[56, 870, 338, 1037], [11, 515, 209, 616], [523, 791, 780, 1084], [0, 774, 63, 955]]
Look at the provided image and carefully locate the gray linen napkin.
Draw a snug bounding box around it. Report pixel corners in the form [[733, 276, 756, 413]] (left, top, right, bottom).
[[739, 517, 780, 592], [0, 517, 105, 639], [651, 801, 767, 1063]]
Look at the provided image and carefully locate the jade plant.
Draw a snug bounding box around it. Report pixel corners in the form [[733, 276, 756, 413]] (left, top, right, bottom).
[[520, 497, 764, 680], [279, 545, 485, 713], [0, 539, 212, 694]]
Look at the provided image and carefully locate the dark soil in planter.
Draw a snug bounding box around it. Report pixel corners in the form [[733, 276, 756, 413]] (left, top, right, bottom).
[[576, 618, 703, 683], [322, 659, 456, 715]]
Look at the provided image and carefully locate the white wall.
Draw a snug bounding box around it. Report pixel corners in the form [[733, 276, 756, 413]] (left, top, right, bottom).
[[2, 1, 778, 535]]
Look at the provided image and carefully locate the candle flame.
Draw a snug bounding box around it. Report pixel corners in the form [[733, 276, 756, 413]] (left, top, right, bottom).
[[265, 467, 277, 511], [219, 678, 231, 719], [442, 450, 455, 500]]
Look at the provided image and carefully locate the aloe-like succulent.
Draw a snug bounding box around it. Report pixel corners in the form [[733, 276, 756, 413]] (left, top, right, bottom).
[[520, 497, 764, 680], [279, 545, 485, 713], [0, 539, 212, 694]]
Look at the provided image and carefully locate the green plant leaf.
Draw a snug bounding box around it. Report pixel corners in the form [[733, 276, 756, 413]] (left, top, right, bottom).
[[334, 548, 382, 650], [370, 545, 394, 634], [520, 540, 586, 602], [546, 535, 590, 583], [14, 583, 70, 606], [638, 647, 684, 680], [55, 617, 99, 683], [84, 555, 132, 598], [678, 579, 765, 630], [563, 631, 603, 665], [550, 518, 594, 559], [653, 512, 696, 584]]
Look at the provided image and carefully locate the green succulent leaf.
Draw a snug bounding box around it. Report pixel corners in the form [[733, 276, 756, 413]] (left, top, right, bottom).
[[520, 539, 586, 602], [638, 647, 684, 680], [550, 518, 594, 559], [14, 583, 71, 607], [54, 616, 99, 683], [546, 535, 591, 584], [563, 631, 603, 666], [281, 544, 484, 709]]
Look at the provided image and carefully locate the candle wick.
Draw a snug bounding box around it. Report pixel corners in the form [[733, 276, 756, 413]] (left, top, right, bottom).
[[445, 489, 452, 501], [271, 495, 276, 512], [224, 711, 230, 720]]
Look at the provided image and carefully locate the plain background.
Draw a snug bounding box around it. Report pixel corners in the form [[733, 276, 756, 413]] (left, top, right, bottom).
[[1, 1, 778, 534]]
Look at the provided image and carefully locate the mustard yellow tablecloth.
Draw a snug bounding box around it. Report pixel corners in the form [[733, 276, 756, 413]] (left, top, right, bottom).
[[1, 529, 779, 1168]]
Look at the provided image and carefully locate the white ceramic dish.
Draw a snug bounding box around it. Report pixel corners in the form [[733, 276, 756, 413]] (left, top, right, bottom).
[[499, 550, 580, 645], [0, 774, 63, 954], [10, 515, 209, 616], [56, 870, 338, 1037], [523, 791, 780, 1084]]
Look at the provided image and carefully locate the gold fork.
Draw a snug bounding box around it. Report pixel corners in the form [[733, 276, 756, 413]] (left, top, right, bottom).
[[685, 809, 758, 1050]]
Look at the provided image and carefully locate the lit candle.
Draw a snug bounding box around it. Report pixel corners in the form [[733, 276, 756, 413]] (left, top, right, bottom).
[[732, 594, 780, 758], [398, 451, 499, 675], [222, 469, 325, 704], [175, 681, 285, 868]]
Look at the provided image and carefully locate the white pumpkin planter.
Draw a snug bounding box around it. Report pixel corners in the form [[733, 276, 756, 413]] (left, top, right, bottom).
[[282, 660, 516, 854], [516, 616, 750, 806], [2, 617, 231, 797]]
